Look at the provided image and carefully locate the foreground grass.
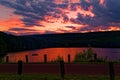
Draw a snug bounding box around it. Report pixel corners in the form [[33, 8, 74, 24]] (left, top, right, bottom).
[[0, 74, 120, 80]]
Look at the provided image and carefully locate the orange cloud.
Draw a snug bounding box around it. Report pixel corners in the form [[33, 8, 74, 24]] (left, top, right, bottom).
[[0, 17, 24, 31], [65, 5, 95, 18], [108, 26, 120, 31], [99, 0, 105, 5], [85, 0, 90, 3], [54, 0, 80, 4], [38, 14, 88, 33]]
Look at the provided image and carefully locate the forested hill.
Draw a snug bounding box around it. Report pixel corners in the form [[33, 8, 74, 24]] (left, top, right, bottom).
[[0, 31, 120, 54]]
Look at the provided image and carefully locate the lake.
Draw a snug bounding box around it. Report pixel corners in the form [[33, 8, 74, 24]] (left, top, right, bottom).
[[4, 48, 120, 62]]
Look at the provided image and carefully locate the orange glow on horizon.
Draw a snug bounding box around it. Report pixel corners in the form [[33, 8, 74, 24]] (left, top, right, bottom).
[[108, 26, 120, 31], [80, 26, 120, 33], [0, 17, 24, 31]]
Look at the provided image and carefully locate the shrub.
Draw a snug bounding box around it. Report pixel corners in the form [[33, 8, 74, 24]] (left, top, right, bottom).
[[74, 46, 107, 62], [51, 56, 64, 63]]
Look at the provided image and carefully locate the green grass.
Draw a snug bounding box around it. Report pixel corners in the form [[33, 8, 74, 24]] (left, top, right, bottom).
[[0, 74, 120, 80], [0, 74, 60, 80]]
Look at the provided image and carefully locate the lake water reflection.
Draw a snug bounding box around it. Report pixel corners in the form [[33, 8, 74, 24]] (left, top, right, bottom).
[[4, 48, 120, 62]]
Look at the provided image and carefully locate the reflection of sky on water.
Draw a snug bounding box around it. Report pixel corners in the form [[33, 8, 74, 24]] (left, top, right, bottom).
[[4, 48, 120, 62], [93, 48, 120, 61]]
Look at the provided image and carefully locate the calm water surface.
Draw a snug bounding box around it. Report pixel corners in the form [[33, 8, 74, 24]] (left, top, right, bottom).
[[4, 48, 120, 62]]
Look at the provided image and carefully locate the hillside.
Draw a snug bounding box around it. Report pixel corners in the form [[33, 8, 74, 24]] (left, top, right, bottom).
[[0, 31, 120, 55]]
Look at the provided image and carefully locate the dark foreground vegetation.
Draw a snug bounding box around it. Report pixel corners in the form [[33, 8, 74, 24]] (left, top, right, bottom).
[[0, 74, 118, 80], [1, 74, 120, 80], [0, 31, 120, 55]]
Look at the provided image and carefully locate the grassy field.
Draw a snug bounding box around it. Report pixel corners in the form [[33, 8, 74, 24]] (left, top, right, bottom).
[[0, 74, 120, 80]]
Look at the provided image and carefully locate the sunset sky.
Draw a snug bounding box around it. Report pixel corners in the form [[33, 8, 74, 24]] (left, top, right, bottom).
[[0, 0, 120, 35]]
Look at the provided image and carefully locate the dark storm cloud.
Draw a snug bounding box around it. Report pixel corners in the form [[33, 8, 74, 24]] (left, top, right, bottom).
[[65, 26, 76, 29], [22, 18, 40, 26], [9, 28, 36, 31], [44, 30, 57, 34], [62, 14, 69, 22], [14, 11, 44, 20], [71, 0, 120, 29], [86, 0, 120, 27], [80, 0, 91, 10], [57, 3, 68, 9], [105, 0, 120, 22], [0, 0, 66, 26]]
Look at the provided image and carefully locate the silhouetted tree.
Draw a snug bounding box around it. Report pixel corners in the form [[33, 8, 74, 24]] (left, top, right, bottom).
[[0, 35, 7, 62]]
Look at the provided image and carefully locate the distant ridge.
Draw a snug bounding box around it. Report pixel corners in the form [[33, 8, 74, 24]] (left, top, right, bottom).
[[19, 30, 120, 36], [0, 31, 120, 55]]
